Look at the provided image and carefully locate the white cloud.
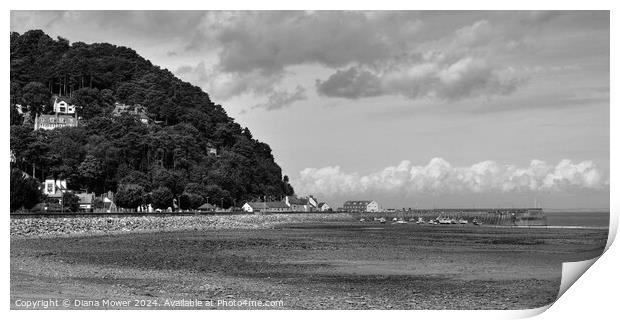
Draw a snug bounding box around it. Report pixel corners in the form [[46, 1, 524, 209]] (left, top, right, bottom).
[[251, 86, 307, 111], [316, 56, 522, 100], [294, 158, 607, 197]]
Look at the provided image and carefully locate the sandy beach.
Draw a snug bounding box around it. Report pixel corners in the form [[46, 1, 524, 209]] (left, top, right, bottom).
[[10, 214, 608, 310]]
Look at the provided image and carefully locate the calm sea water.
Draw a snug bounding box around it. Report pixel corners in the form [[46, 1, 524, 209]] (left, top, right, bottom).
[[545, 211, 610, 227]]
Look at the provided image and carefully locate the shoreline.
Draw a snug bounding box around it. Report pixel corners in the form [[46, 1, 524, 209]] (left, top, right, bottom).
[[10, 212, 609, 240], [10, 213, 353, 239]]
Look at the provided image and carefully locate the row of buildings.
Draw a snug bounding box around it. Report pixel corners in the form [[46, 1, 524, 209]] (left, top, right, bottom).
[[42, 178, 117, 212], [341, 200, 381, 212], [25, 97, 155, 131], [41, 179, 382, 214], [241, 198, 383, 213], [242, 195, 331, 213]]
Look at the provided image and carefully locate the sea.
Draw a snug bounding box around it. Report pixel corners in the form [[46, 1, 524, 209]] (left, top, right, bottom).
[[544, 211, 610, 228]]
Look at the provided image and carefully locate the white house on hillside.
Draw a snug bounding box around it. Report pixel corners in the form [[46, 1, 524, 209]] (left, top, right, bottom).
[[53, 97, 77, 114], [34, 114, 78, 130]]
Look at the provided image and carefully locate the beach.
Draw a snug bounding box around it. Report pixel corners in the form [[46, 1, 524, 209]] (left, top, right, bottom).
[[10, 213, 609, 310]]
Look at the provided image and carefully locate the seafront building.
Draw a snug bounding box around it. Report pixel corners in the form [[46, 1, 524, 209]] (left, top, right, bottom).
[[242, 201, 291, 213], [284, 196, 311, 211], [342, 200, 381, 212], [43, 178, 67, 196], [242, 195, 331, 213]]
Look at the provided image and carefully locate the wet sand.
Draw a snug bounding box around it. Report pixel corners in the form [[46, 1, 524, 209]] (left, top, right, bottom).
[[10, 222, 608, 310]]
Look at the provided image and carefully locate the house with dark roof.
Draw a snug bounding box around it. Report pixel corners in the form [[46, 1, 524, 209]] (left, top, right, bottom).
[[284, 196, 311, 212]]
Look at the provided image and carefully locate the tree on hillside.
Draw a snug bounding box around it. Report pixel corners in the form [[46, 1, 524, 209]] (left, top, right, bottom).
[[78, 155, 105, 192], [114, 184, 145, 209], [10, 30, 296, 204], [179, 192, 204, 210], [183, 182, 207, 199], [10, 168, 42, 211], [10, 81, 22, 105], [115, 184, 145, 210], [151, 187, 174, 210], [61, 192, 80, 212], [118, 169, 151, 191], [10, 106, 22, 126], [71, 87, 115, 120], [282, 175, 295, 196], [21, 82, 51, 115]]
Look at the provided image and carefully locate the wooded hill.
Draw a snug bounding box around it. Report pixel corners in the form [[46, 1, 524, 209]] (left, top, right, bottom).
[[10, 30, 295, 211]]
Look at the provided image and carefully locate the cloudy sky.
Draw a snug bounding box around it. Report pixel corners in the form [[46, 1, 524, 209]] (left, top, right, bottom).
[[11, 11, 610, 209]]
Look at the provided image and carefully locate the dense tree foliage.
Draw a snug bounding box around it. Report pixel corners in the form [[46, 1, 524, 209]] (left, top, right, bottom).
[[10, 30, 295, 210], [10, 168, 42, 211], [115, 184, 145, 210], [151, 187, 174, 210], [62, 192, 80, 212]]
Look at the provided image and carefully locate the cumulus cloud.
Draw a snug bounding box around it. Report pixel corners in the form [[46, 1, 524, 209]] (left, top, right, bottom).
[[315, 67, 383, 99], [252, 86, 307, 111], [316, 57, 522, 100], [315, 19, 526, 100], [175, 62, 284, 100], [179, 11, 425, 100], [195, 11, 424, 73], [294, 158, 607, 197], [12, 11, 606, 105]]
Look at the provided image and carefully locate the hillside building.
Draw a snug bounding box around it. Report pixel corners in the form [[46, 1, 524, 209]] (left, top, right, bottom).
[[34, 113, 78, 130], [112, 102, 150, 124], [53, 97, 77, 114]]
